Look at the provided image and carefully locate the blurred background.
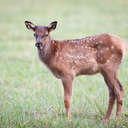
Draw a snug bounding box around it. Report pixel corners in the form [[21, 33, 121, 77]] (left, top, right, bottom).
[[0, 0, 128, 127]]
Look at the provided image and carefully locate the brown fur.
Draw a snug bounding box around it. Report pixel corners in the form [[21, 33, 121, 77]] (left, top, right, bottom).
[[25, 21, 127, 121]]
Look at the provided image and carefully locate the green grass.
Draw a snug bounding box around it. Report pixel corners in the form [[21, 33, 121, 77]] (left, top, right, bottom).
[[1, 0, 128, 127]]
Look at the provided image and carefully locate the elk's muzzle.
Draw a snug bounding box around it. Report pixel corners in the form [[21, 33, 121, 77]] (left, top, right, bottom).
[[35, 42, 42, 49]]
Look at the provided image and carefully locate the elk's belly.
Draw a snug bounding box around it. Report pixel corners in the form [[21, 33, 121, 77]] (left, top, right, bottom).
[[76, 62, 99, 76], [68, 57, 100, 76]]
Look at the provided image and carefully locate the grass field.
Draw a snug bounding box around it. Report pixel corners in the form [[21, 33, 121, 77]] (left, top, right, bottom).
[[1, 0, 128, 127]]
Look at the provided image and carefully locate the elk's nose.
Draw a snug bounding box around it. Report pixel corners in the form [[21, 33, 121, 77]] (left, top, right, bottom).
[[35, 42, 41, 48]]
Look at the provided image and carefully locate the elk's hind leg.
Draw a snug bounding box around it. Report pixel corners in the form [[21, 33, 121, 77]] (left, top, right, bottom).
[[101, 70, 116, 120], [114, 78, 124, 118], [104, 87, 116, 120], [102, 69, 124, 120]]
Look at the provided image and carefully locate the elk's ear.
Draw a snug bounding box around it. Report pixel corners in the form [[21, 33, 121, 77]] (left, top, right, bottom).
[[25, 21, 36, 31], [48, 21, 57, 32]]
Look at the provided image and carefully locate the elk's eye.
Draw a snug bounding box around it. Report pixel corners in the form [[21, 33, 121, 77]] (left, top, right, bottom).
[[45, 34, 48, 37], [34, 33, 37, 38], [41, 34, 48, 38]]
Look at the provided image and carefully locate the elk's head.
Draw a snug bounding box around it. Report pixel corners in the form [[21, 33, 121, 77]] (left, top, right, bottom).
[[25, 21, 57, 49]]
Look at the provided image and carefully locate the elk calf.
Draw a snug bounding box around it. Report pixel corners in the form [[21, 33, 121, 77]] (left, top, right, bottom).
[[25, 21, 127, 121]]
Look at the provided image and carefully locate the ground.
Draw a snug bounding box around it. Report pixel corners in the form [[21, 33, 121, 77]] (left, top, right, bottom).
[[0, 0, 128, 127]]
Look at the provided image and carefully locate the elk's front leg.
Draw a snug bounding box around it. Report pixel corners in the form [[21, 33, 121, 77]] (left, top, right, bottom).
[[62, 76, 74, 118]]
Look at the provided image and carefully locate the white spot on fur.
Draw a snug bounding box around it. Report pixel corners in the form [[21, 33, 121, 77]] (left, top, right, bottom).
[[107, 60, 110, 63], [106, 47, 109, 51], [111, 46, 114, 49], [99, 40, 103, 43], [100, 50, 103, 53]]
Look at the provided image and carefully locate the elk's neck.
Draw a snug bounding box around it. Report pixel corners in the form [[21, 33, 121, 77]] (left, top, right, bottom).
[[38, 39, 53, 64]]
